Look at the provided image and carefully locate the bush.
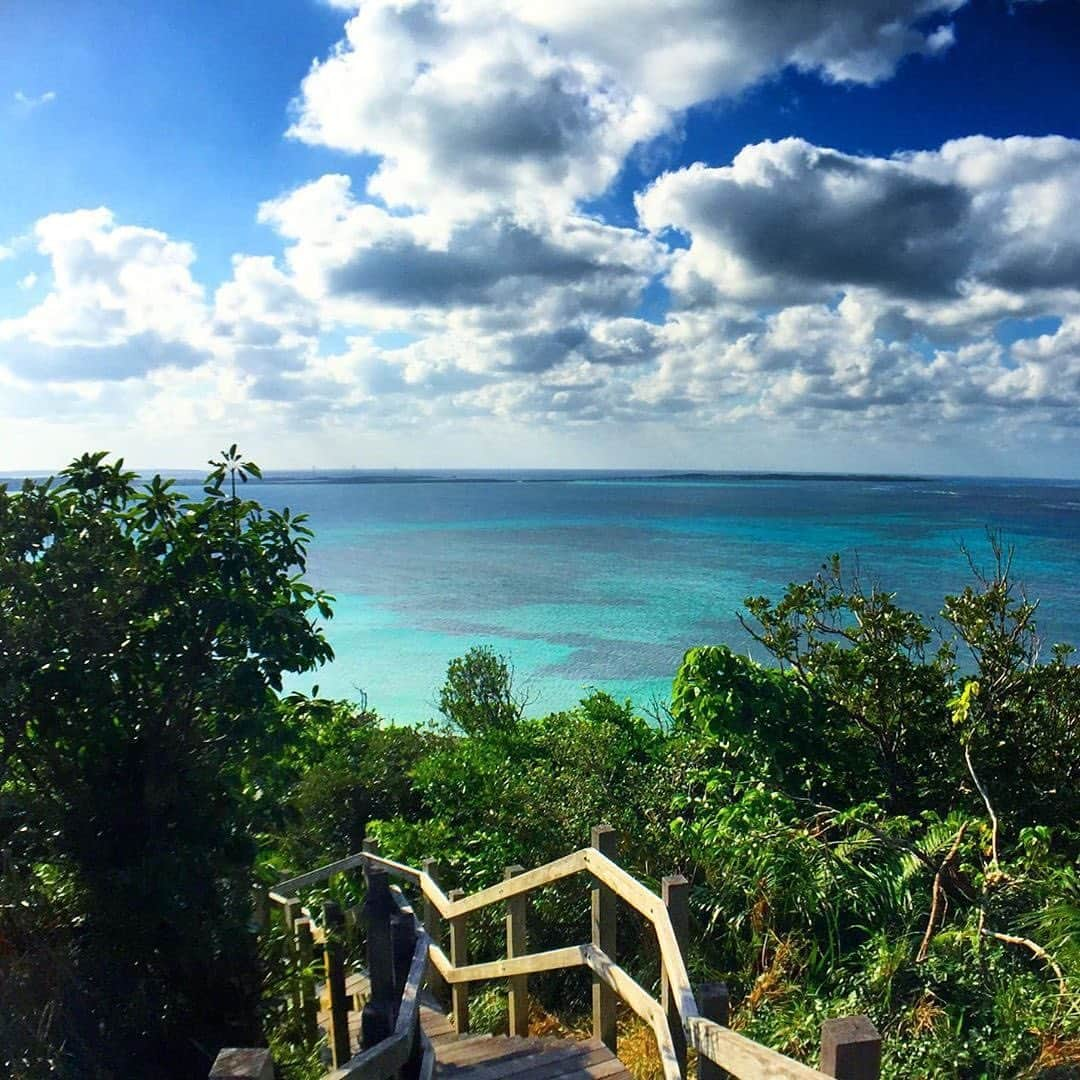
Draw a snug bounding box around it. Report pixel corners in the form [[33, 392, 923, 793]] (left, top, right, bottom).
[[0, 448, 333, 1077]]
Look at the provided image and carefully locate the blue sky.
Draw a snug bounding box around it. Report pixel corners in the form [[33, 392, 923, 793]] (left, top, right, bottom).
[[2, 0, 1080, 474]]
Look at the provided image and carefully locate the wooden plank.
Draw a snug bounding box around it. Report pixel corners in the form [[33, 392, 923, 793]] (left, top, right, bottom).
[[423, 858, 450, 1007], [697, 982, 730, 1080], [496, 1042, 619, 1080], [449, 888, 470, 1035], [323, 902, 352, 1068], [441, 851, 587, 918], [687, 1018, 832, 1080], [581, 944, 681, 1080], [440, 1040, 586, 1080], [662, 875, 689, 1078], [581, 848, 699, 1026], [820, 1017, 881, 1079], [591, 827, 618, 1055], [272, 852, 367, 897], [363, 869, 397, 1049], [506, 865, 530, 1037], [295, 917, 318, 1042], [436, 945, 588, 985]]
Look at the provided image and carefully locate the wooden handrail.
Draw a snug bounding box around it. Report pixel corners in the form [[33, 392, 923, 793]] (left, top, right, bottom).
[[271, 837, 872, 1080], [324, 924, 431, 1080]]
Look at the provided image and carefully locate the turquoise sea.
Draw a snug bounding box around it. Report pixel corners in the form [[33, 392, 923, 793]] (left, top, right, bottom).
[[241, 472, 1080, 721]]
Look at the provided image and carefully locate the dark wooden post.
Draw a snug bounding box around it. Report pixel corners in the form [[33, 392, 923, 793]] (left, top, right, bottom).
[[821, 1016, 882, 1079], [391, 911, 418, 1019], [662, 875, 689, 1078], [697, 982, 730, 1080], [251, 885, 270, 933], [423, 858, 450, 1008], [448, 887, 470, 1035], [294, 917, 318, 1042], [591, 825, 618, 1054], [505, 865, 529, 1036], [322, 901, 352, 1068], [390, 910, 423, 1080], [209, 1048, 274, 1080], [362, 867, 396, 1050]]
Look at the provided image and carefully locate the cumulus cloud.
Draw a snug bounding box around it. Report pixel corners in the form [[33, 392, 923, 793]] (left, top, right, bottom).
[[0, 209, 212, 381], [288, 0, 664, 215], [289, 0, 965, 219], [9, 1, 1080, 470], [507, 0, 962, 107], [258, 174, 665, 373], [639, 136, 1080, 336], [639, 140, 973, 306]]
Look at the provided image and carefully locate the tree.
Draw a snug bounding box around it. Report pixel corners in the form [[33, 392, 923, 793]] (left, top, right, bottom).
[[0, 448, 333, 1077], [437, 645, 528, 736]]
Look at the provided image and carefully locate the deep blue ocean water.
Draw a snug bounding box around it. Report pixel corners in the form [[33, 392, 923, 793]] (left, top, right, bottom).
[[219, 471, 1080, 722]]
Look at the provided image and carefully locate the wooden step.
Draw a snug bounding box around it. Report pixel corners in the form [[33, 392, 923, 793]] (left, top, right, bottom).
[[317, 965, 631, 1079]]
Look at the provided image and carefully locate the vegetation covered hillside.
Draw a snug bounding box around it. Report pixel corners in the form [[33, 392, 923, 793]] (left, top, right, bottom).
[[2, 453, 1077, 1078]]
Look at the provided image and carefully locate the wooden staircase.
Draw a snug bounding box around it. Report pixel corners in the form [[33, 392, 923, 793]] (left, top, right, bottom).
[[417, 1009, 629, 1079], [318, 971, 632, 1079], [240, 827, 883, 1080]]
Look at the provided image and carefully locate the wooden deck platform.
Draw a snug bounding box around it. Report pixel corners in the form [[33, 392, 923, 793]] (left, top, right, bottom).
[[319, 971, 631, 1078]]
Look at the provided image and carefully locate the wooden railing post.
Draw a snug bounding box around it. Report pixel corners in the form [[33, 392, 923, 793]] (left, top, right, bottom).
[[662, 875, 689, 1077], [591, 825, 618, 1054], [282, 898, 303, 1025], [294, 917, 318, 1042], [697, 982, 730, 1080], [362, 867, 396, 1050], [505, 865, 529, 1037], [391, 911, 424, 1079], [821, 1016, 882, 1079], [423, 858, 450, 1008], [449, 887, 470, 1035], [209, 1048, 274, 1079], [322, 901, 352, 1069], [391, 911, 418, 1021]]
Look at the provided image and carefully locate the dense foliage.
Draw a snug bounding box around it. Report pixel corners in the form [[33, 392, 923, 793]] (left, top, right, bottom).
[[3, 449, 1077, 1079], [269, 543, 1079, 1079], [1, 450, 332, 1077]]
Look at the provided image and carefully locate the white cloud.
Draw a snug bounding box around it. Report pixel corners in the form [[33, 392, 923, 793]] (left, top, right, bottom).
[[17, 273, 38, 290], [506, 0, 962, 108], [8, 3, 1080, 473], [0, 208, 213, 381], [639, 136, 1080, 336], [13, 89, 57, 110], [258, 173, 665, 374], [288, 0, 664, 216], [288, 0, 965, 220]]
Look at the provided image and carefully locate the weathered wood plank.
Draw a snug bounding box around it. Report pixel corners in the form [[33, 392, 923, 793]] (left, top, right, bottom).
[[271, 852, 368, 899], [430, 944, 588, 984], [449, 887, 470, 1035], [590, 827, 618, 1056], [820, 1016, 881, 1079], [662, 875, 689, 1078], [440, 851, 587, 918], [581, 944, 681, 1080], [697, 982, 730, 1080], [687, 1018, 832, 1080], [505, 864, 530, 1037]]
